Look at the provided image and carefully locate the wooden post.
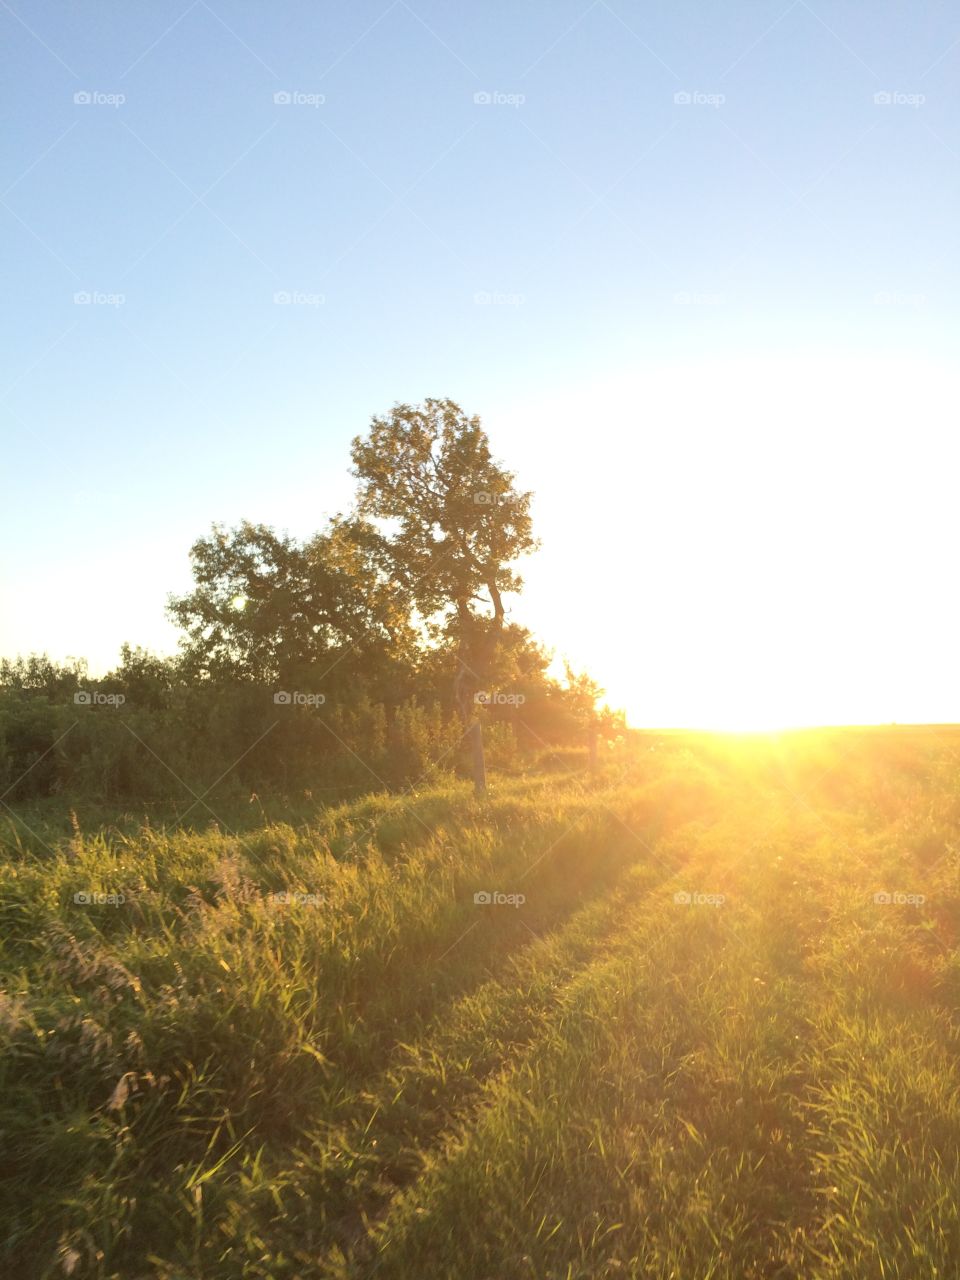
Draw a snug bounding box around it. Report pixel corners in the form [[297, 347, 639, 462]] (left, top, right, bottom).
[[470, 718, 487, 795], [588, 724, 598, 773]]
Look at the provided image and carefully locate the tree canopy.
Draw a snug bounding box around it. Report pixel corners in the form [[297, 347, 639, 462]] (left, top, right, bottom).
[[350, 398, 537, 714]]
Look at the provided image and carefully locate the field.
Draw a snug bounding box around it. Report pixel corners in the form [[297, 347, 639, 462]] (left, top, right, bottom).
[[3, 728, 960, 1278]]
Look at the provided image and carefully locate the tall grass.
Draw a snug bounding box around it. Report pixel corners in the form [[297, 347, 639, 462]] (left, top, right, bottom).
[[3, 730, 960, 1277]]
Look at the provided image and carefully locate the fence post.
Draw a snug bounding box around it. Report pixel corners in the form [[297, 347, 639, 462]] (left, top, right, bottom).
[[470, 718, 487, 795]]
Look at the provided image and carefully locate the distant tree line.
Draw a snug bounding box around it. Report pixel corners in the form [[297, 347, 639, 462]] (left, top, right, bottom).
[[0, 401, 623, 805]]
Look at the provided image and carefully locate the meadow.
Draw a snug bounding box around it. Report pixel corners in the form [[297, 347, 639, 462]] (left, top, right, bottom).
[[3, 727, 960, 1278]]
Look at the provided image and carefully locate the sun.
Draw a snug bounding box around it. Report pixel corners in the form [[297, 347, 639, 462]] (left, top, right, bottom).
[[696, 712, 819, 734], [702, 719, 787, 735]]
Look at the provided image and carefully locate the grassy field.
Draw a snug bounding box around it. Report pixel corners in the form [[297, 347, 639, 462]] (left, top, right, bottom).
[[3, 728, 960, 1278]]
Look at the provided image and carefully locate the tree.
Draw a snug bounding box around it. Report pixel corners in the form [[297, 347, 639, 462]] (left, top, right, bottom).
[[351, 399, 537, 788], [167, 518, 415, 694]]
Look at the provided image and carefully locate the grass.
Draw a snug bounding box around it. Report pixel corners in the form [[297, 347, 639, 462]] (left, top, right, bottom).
[[2, 728, 960, 1276]]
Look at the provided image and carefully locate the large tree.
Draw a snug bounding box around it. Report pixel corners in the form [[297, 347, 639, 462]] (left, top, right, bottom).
[[167, 518, 415, 692], [350, 398, 537, 721]]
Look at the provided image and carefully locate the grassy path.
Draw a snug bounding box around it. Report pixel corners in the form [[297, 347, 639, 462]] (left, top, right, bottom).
[[331, 759, 960, 1278], [3, 733, 960, 1277]]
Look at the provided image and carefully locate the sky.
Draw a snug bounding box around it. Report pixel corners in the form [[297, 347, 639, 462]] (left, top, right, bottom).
[[1, 0, 958, 729]]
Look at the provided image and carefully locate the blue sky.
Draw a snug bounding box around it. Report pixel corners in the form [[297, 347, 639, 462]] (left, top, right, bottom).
[[2, 1, 958, 725]]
